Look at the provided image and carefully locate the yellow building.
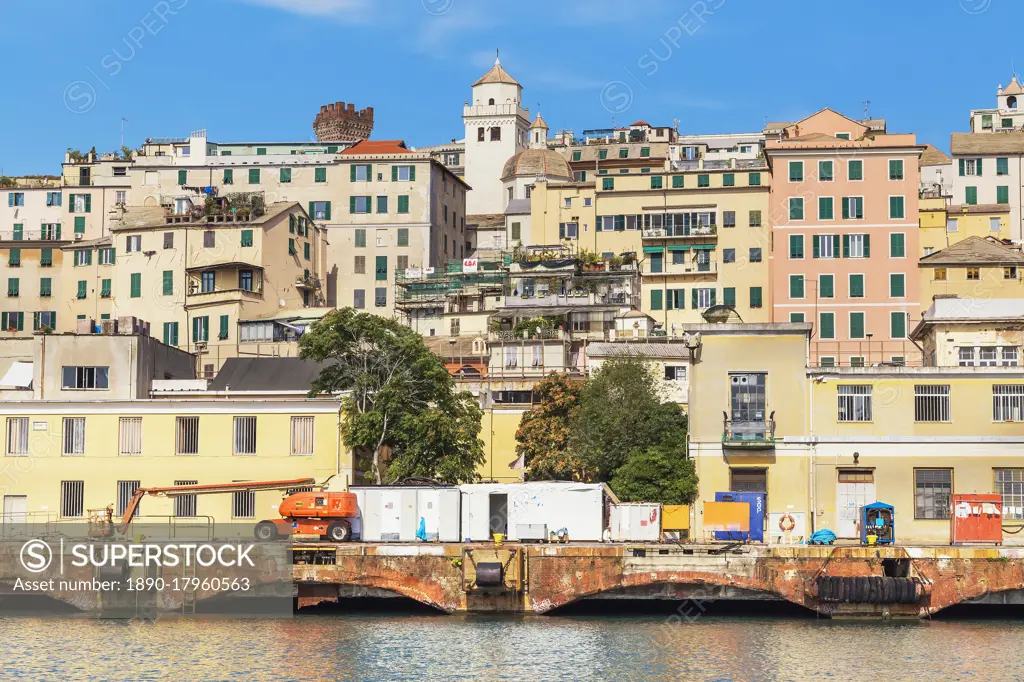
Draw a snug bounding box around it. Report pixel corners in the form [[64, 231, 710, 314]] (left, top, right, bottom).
[[919, 199, 1011, 257], [0, 338, 349, 525], [687, 322, 1024, 545], [911, 297, 1023, 368], [529, 165, 771, 330], [919, 235, 1024, 306]]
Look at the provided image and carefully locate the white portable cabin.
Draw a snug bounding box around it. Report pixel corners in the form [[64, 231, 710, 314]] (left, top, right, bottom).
[[609, 503, 662, 542], [459, 482, 605, 542], [351, 486, 461, 542]]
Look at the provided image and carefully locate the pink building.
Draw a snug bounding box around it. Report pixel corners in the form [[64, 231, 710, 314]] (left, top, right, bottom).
[[765, 109, 925, 366]]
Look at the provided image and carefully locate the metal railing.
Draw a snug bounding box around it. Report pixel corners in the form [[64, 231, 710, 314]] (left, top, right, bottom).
[[62, 177, 94, 187], [723, 413, 776, 446], [642, 225, 717, 239], [0, 227, 65, 241]]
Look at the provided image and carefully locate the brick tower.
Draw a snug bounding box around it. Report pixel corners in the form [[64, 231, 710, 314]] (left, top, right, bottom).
[[313, 101, 374, 142]]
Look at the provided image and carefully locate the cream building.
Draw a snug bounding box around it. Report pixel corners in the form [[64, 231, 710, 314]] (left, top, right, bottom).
[[911, 297, 1023, 368], [60, 149, 134, 237], [919, 235, 1024, 307]]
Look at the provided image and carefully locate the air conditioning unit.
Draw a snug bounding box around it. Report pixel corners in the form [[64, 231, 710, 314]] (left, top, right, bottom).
[[74, 234, 83, 241]]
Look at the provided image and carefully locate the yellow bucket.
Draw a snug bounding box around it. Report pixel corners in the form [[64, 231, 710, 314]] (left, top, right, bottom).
[[493, 533, 504, 547], [866, 534, 878, 546]]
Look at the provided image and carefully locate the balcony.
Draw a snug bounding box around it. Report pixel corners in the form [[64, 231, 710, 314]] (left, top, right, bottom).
[[642, 226, 717, 239], [723, 413, 776, 449], [646, 259, 718, 277], [62, 176, 94, 187], [0, 226, 66, 242], [185, 287, 263, 306], [295, 273, 321, 290], [502, 290, 632, 309]]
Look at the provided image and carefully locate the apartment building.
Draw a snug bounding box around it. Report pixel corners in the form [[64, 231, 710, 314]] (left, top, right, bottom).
[[919, 200, 1011, 257], [765, 109, 925, 366], [60, 150, 134, 237], [912, 298, 1023, 368], [0, 339, 345, 524], [918, 236, 1024, 306], [948, 132, 1024, 241], [686, 323, 1024, 545]]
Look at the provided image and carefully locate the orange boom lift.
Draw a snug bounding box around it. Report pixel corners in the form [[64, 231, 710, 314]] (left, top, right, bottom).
[[115, 478, 360, 542]]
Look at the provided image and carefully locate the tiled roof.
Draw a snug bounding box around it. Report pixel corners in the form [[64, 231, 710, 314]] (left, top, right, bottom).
[[587, 342, 691, 359], [530, 113, 548, 130], [950, 131, 1024, 155], [466, 214, 505, 231], [501, 148, 572, 180], [562, 142, 669, 163], [946, 203, 1011, 214], [918, 236, 1024, 266], [339, 140, 412, 155], [1001, 77, 1024, 96], [209, 358, 328, 392], [920, 143, 952, 166], [472, 59, 520, 87], [631, 120, 650, 126]]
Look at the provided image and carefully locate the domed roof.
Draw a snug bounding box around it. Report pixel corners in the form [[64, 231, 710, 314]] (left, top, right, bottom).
[[501, 148, 572, 181]]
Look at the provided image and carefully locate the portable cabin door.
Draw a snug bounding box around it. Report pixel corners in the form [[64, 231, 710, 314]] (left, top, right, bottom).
[[836, 469, 875, 539], [380, 489, 403, 541]]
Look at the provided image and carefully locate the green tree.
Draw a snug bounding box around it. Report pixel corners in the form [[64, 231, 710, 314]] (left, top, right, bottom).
[[300, 308, 484, 484], [515, 372, 588, 481], [610, 445, 697, 505], [571, 356, 688, 481]]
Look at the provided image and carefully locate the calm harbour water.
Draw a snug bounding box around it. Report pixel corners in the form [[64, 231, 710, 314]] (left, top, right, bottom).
[[0, 612, 1022, 681]]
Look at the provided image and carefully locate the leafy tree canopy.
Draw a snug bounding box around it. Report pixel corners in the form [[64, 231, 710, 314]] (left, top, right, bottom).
[[515, 372, 587, 481]]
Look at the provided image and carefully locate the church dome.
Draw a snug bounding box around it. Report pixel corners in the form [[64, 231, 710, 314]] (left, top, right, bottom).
[[501, 148, 572, 181]]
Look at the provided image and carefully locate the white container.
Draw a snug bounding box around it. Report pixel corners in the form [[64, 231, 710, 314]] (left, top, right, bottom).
[[610, 503, 662, 542], [351, 486, 460, 542], [459, 482, 605, 542]]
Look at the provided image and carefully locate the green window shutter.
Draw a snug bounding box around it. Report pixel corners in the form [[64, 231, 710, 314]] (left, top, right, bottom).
[[327, 146, 338, 153], [812, 235, 820, 259], [723, 287, 736, 307], [32, 312, 38, 331], [162, 270, 173, 295], [750, 287, 762, 308], [77, 280, 87, 298], [375, 255, 388, 281], [820, 313, 835, 339], [100, 279, 111, 298], [171, 322, 178, 346], [863, 234, 871, 257], [130, 272, 141, 298], [850, 275, 864, 297], [976, 158, 982, 176], [650, 176, 661, 189], [965, 186, 977, 205], [672, 175, 684, 188], [723, 173, 734, 186], [315, 167, 326, 183], [289, 214, 296, 233], [819, 197, 833, 220], [40, 248, 52, 266], [997, 158, 1009, 175], [241, 229, 253, 247], [40, 278, 51, 297], [324, 201, 331, 220], [820, 275, 834, 298], [256, 148, 266, 155], [842, 234, 850, 258], [74, 216, 86, 233], [12, 224, 22, 241], [789, 198, 803, 220], [697, 174, 709, 187], [748, 172, 760, 186], [84, 195, 91, 213], [398, 195, 409, 213], [350, 165, 357, 182], [280, 167, 291, 183], [192, 318, 199, 343], [833, 236, 840, 259], [350, 197, 357, 213], [397, 228, 409, 246], [7, 278, 17, 297], [789, 162, 803, 181], [709, 289, 717, 306], [391, 166, 398, 181], [841, 197, 849, 219], [997, 186, 1009, 204], [790, 234, 803, 259], [178, 170, 187, 185], [958, 158, 965, 176], [288, 238, 296, 255], [304, 242, 310, 260], [219, 315, 229, 340], [691, 288, 698, 309], [67, 194, 75, 211], [409, 165, 415, 181], [850, 313, 865, 339], [8, 248, 19, 266], [666, 289, 675, 310], [890, 312, 906, 339], [890, 274, 905, 297], [650, 289, 662, 310], [248, 169, 260, 184], [789, 275, 804, 299], [890, 233, 905, 258], [355, 229, 366, 247], [889, 196, 905, 219]]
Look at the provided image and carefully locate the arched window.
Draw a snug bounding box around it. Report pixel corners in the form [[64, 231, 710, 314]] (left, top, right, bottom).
[[488, 98, 495, 105], [1009, 96, 1018, 109]]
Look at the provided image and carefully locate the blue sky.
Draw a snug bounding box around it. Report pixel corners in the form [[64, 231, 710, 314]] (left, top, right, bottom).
[[1, 0, 1020, 175]]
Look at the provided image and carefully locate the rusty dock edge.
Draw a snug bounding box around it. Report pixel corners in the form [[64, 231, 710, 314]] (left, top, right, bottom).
[[292, 543, 1024, 618]]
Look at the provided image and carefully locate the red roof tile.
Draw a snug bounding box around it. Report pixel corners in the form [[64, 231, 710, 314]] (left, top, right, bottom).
[[340, 140, 412, 155]]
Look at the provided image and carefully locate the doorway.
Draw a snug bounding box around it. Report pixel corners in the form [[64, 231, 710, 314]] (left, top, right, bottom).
[[489, 493, 508, 538], [836, 469, 875, 538], [3, 495, 27, 524]]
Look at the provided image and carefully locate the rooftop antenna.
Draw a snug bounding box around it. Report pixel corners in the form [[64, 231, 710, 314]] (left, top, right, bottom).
[[121, 117, 128, 149], [863, 100, 871, 119], [673, 118, 680, 132]]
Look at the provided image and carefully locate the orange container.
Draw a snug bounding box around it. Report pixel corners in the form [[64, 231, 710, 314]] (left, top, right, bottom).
[[951, 494, 1003, 545]]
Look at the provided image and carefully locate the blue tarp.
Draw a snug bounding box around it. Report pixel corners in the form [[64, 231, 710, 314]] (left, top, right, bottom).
[[809, 529, 837, 545]]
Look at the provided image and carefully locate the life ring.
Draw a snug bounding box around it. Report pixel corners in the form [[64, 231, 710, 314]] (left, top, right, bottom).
[[779, 514, 796, 532]]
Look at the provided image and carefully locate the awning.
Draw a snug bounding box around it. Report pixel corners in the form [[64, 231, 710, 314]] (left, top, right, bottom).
[[0, 361, 33, 388], [692, 244, 716, 250], [642, 246, 663, 254], [668, 245, 690, 252]]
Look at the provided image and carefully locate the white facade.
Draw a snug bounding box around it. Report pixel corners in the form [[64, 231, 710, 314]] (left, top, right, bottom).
[[463, 59, 529, 215], [1, 186, 64, 241]]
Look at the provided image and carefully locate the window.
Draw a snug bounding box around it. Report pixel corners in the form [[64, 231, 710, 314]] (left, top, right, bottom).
[[749, 287, 763, 308], [749, 210, 762, 227], [233, 490, 255, 519], [819, 274, 834, 298], [61, 366, 109, 390], [375, 287, 387, 307], [889, 233, 905, 258], [789, 197, 804, 220], [1004, 118, 1015, 128], [997, 186, 1010, 204], [176, 416, 199, 455], [649, 252, 663, 274], [965, 186, 977, 205], [723, 248, 736, 264], [838, 385, 872, 422], [722, 173, 735, 187], [915, 469, 951, 519], [598, 150, 608, 160], [730, 468, 768, 493], [697, 174, 709, 187], [650, 176, 663, 189], [819, 312, 835, 339], [835, 133, 851, 140], [663, 366, 686, 382], [749, 172, 761, 186], [890, 311, 907, 339], [848, 160, 863, 181], [314, 166, 327, 183], [818, 197, 834, 220], [76, 280, 87, 299], [99, 247, 115, 265], [841, 196, 864, 220], [722, 287, 736, 307], [353, 289, 365, 309], [845, 234, 868, 258], [933, 267, 947, 281], [814, 234, 838, 259], [376, 195, 388, 214], [40, 247, 53, 266], [192, 316, 209, 343], [223, 169, 233, 184], [72, 249, 91, 267], [392, 165, 415, 182], [602, 178, 614, 191], [789, 235, 804, 259], [982, 114, 993, 129], [1002, 347, 1019, 366], [749, 247, 762, 263], [46, 191, 62, 206], [877, 268, 902, 300], [354, 229, 366, 248], [723, 211, 736, 228], [993, 385, 1024, 422], [233, 416, 257, 455], [291, 416, 315, 456], [172, 480, 198, 518], [997, 157, 1009, 175], [789, 274, 805, 299], [477, 127, 485, 142], [788, 161, 803, 182], [889, 196, 905, 219], [995, 469, 1024, 520], [129, 272, 141, 298], [162, 321, 179, 346], [61, 481, 85, 518], [914, 385, 950, 422], [351, 196, 370, 214], [572, 151, 582, 161], [967, 267, 980, 281], [669, 175, 684, 189], [248, 168, 260, 184], [888, 159, 904, 181], [650, 290, 663, 311], [962, 158, 978, 176], [618, 148, 628, 159], [849, 311, 865, 339], [62, 417, 86, 455], [490, 127, 501, 141], [694, 288, 714, 309], [7, 192, 25, 207], [375, 255, 388, 281], [218, 314, 230, 341], [818, 160, 833, 181], [125, 235, 142, 253], [118, 417, 143, 456], [7, 417, 28, 456], [100, 279, 111, 298]]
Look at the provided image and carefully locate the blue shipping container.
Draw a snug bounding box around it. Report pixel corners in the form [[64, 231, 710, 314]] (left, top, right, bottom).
[[714, 491, 766, 542]]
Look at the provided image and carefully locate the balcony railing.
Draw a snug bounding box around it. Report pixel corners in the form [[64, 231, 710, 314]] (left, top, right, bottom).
[[502, 290, 632, 308], [723, 413, 776, 448], [185, 287, 263, 305], [642, 225, 717, 239], [62, 177, 94, 187], [647, 260, 718, 276], [0, 227, 66, 241]]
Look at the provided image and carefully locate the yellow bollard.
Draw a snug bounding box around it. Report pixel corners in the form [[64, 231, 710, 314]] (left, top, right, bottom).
[[493, 533, 504, 547]]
